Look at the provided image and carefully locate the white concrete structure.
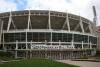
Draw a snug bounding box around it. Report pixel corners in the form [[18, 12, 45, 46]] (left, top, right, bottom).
[[0, 10, 97, 59]]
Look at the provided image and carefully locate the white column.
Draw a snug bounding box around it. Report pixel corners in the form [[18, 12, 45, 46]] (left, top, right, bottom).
[[15, 51, 18, 59], [45, 40, 47, 49], [45, 40, 47, 58], [88, 35, 90, 49], [26, 32, 28, 49], [50, 31, 52, 45], [0, 20, 3, 44], [90, 42, 92, 49], [71, 39, 74, 49], [15, 40, 18, 58], [30, 40, 32, 59], [59, 40, 61, 49], [31, 40, 32, 49], [59, 40, 62, 59], [82, 41, 84, 49], [60, 52, 62, 60], [72, 33, 75, 49], [48, 10, 52, 45], [48, 10, 51, 29], [50, 31, 52, 59], [16, 40, 18, 49], [45, 40, 47, 45], [2, 33, 5, 50]]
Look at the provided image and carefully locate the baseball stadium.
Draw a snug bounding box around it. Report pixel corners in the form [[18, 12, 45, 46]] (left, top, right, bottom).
[[0, 10, 97, 59]]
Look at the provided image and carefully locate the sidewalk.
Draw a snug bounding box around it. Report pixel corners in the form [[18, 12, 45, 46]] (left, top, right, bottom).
[[57, 60, 100, 67]]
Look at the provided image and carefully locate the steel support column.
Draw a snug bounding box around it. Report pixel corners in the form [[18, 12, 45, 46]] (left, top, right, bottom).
[[7, 11, 12, 31], [0, 20, 3, 44], [27, 10, 32, 29], [80, 17, 84, 33], [62, 12, 70, 31]]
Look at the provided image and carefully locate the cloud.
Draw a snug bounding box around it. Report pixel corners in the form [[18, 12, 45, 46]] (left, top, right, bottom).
[[25, 0, 93, 19], [25, 0, 95, 24], [0, 0, 99, 25], [0, 0, 17, 12], [25, 0, 73, 11], [9, 0, 27, 10]]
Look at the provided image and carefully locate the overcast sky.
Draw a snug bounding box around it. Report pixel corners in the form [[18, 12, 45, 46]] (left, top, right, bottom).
[[0, 0, 100, 26]]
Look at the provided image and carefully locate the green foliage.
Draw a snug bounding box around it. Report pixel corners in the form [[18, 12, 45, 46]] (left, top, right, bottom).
[[0, 59, 79, 67]]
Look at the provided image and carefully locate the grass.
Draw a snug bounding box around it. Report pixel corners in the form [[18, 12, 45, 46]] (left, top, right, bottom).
[[0, 58, 79, 67]]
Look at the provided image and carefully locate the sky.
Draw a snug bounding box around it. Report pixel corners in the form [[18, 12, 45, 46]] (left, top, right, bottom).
[[0, 0, 100, 26]]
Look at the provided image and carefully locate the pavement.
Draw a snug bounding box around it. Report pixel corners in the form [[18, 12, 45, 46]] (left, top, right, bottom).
[[57, 60, 100, 67], [0, 60, 20, 64]]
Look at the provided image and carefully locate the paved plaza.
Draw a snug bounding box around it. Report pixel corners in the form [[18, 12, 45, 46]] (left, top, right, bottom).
[[57, 60, 100, 67]]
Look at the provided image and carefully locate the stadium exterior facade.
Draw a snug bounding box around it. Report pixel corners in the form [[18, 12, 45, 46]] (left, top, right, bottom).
[[0, 10, 97, 59]]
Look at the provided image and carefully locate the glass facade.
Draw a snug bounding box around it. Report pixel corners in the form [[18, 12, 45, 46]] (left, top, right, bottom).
[[4, 33, 26, 42], [4, 32, 97, 45]]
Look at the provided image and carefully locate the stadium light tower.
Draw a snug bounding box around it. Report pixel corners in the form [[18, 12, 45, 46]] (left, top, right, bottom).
[[92, 6, 97, 26]]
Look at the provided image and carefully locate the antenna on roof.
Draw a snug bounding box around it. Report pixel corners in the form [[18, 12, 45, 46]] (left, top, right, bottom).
[[92, 6, 97, 26]]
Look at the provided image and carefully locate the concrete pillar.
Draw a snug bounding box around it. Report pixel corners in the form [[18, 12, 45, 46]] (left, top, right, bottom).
[[60, 52, 62, 60], [48, 10, 51, 29], [31, 40, 32, 49], [15, 51, 17, 59], [0, 20, 3, 45], [44, 40, 47, 58], [26, 51, 28, 59], [15, 40, 18, 58], [71, 39, 74, 49], [90, 42, 92, 49], [59, 40, 61, 49], [16, 40, 18, 49], [82, 41, 84, 49], [50, 31, 52, 45], [3, 33, 5, 51], [29, 51, 32, 59], [26, 32, 28, 50], [30, 40, 32, 59]]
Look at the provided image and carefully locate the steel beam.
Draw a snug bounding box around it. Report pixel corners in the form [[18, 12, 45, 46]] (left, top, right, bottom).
[[79, 17, 84, 33], [7, 11, 12, 31], [62, 12, 70, 31], [89, 22, 93, 34], [48, 10, 51, 29], [0, 20, 3, 44], [27, 10, 31, 29]]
